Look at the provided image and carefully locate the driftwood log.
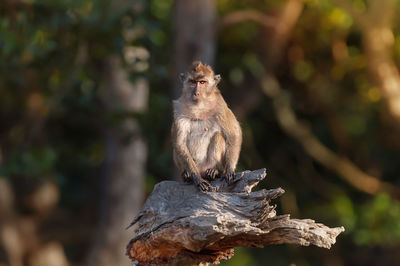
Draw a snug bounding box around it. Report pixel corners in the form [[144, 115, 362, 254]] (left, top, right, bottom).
[[126, 169, 344, 265]]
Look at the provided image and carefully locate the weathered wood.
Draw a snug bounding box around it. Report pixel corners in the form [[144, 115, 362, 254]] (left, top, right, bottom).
[[126, 169, 344, 265]]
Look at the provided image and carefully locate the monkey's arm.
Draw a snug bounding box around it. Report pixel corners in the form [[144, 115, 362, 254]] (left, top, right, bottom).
[[220, 108, 242, 181], [172, 119, 199, 175]]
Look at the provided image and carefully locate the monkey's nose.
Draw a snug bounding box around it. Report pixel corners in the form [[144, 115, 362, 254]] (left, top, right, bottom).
[[194, 90, 200, 96]]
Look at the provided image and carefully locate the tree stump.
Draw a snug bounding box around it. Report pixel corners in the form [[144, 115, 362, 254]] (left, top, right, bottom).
[[126, 169, 344, 265]]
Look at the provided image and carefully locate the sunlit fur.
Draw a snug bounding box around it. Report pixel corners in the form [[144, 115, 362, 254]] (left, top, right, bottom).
[[172, 61, 242, 190]]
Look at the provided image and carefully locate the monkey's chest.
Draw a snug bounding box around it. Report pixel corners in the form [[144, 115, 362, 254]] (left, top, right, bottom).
[[187, 120, 221, 163]]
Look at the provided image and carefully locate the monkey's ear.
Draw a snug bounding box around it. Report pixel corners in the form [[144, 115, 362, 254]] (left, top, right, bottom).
[[214, 74, 221, 84], [179, 73, 186, 82]]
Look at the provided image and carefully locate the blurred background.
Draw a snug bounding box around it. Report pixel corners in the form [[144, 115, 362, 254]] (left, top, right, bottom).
[[1, 0, 400, 265]]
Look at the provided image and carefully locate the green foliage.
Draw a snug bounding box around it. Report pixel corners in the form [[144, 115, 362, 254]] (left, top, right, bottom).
[[0, 0, 146, 205], [150, 0, 173, 20], [220, 248, 255, 266], [333, 194, 357, 231], [355, 194, 400, 245], [1, 147, 57, 179]]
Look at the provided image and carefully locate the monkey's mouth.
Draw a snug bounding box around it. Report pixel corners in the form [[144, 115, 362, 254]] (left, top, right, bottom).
[[192, 94, 201, 102]]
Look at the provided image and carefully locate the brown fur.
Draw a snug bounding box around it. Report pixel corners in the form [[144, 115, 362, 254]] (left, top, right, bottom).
[[191, 61, 214, 77], [172, 62, 242, 191]]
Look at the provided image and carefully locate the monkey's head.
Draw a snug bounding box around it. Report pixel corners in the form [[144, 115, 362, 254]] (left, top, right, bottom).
[[180, 61, 221, 103]]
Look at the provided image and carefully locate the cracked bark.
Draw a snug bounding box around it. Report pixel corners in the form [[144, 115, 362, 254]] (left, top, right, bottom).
[[126, 169, 344, 266]]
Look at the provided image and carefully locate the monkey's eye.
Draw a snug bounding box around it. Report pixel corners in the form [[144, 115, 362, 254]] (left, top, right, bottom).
[[199, 80, 207, 84], [189, 79, 196, 84]]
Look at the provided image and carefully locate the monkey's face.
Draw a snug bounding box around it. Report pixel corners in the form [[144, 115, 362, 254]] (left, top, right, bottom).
[[187, 77, 210, 102], [180, 61, 221, 103]]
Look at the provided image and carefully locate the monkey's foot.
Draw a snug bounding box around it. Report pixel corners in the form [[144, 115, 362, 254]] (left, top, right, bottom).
[[193, 175, 214, 192], [223, 170, 235, 184], [204, 168, 220, 181], [182, 170, 192, 183]]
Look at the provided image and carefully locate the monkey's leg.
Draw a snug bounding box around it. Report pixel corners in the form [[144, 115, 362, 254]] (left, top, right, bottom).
[[174, 149, 212, 191], [204, 133, 226, 181]]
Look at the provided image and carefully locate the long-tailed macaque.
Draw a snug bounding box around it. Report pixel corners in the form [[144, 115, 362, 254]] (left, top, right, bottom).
[[172, 61, 242, 192]]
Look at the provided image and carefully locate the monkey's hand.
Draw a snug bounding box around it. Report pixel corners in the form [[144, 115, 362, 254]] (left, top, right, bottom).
[[182, 170, 192, 183], [204, 168, 219, 181], [222, 169, 235, 184], [192, 174, 213, 192]]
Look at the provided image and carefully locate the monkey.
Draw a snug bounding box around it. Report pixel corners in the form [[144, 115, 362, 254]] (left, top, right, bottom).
[[171, 61, 242, 192]]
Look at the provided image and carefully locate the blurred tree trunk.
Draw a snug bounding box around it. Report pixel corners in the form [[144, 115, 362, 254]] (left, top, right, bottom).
[[88, 56, 148, 266], [171, 0, 217, 180], [87, 1, 148, 265], [172, 0, 216, 99]]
